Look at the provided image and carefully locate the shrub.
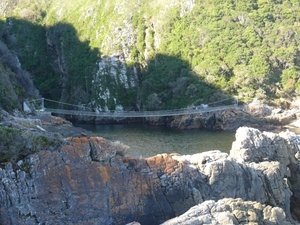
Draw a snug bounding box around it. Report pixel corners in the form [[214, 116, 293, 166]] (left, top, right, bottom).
[[110, 141, 130, 157]]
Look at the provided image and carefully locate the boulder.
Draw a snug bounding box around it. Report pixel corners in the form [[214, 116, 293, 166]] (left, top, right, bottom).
[[162, 198, 292, 225]]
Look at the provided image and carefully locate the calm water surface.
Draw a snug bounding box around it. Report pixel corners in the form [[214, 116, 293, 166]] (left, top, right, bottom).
[[73, 123, 236, 158]]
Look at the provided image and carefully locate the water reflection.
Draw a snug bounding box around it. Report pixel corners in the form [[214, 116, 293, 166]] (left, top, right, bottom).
[[73, 123, 236, 158]]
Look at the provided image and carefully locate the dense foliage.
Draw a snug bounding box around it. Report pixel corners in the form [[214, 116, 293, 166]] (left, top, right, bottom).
[[1, 0, 300, 110], [0, 37, 39, 111], [158, 0, 300, 104]]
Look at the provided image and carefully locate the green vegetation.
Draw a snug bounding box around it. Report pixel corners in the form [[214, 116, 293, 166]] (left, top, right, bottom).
[[158, 0, 300, 103], [1, 0, 300, 110], [0, 64, 23, 111], [19, 160, 30, 173], [0, 126, 62, 165], [0, 126, 22, 163], [32, 135, 55, 151]]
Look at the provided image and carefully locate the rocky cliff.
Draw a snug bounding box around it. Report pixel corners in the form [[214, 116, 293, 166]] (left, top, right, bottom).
[[1, 113, 300, 224]]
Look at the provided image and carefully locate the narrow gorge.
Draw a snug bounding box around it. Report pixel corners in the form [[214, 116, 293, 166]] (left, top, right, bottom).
[[1, 1, 300, 224]]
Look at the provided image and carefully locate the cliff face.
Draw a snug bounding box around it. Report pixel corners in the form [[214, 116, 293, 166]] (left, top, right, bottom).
[[1, 122, 300, 224]]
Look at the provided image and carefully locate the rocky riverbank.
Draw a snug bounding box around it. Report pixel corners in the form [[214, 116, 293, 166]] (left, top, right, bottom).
[[1, 108, 300, 224], [65, 100, 300, 132], [145, 100, 300, 131]]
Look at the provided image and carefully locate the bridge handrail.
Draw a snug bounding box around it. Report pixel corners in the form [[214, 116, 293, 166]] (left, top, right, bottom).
[[43, 105, 237, 117], [32, 97, 239, 117]]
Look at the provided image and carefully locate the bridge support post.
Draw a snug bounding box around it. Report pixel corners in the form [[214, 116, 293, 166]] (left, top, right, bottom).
[[234, 96, 238, 107], [41, 98, 45, 111]]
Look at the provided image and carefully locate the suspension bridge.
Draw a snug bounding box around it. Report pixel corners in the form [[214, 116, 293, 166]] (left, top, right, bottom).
[[27, 97, 239, 118]]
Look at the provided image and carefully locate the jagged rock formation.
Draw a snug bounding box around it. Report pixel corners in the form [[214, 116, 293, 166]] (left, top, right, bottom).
[[162, 198, 292, 225], [162, 127, 300, 224], [1, 124, 300, 224]]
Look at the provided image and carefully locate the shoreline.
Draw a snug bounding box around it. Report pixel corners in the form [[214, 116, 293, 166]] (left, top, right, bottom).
[[59, 105, 299, 133]]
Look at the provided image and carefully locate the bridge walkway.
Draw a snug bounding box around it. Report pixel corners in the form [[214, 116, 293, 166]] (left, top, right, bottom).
[[29, 98, 238, 118]]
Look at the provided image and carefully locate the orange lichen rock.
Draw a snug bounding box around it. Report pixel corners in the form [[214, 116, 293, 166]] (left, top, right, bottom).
[[62, 137, 91, 160]]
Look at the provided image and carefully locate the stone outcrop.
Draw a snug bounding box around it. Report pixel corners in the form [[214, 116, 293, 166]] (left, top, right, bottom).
[[0, 111, 93, 166], [1, 122, 300, 224], [162, 198, 292, 225], [230, 127, 295, 165], [230, 127, 300, 222]]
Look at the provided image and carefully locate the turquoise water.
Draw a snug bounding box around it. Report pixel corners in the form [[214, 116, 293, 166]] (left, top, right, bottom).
[[73, 123, 236, 158]]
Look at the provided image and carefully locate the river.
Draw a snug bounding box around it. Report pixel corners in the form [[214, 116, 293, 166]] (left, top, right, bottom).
[[73, 123, 236, 158]]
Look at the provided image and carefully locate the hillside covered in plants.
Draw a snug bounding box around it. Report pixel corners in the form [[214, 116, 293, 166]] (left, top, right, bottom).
[[0, 0, 300, 111]]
